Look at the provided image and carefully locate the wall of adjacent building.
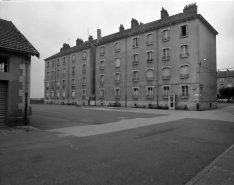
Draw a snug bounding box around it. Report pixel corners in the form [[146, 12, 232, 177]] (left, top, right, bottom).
[[0, 50, 31, 126]]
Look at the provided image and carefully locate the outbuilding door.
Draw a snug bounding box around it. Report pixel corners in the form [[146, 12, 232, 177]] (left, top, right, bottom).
[[0, 81, 7, 126]]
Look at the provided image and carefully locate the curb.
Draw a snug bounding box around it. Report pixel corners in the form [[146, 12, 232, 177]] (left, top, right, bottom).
[[185, 143, 234, 185]]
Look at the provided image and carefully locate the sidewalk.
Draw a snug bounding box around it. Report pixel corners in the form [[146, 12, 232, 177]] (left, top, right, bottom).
[[186, 144, 234, 185]]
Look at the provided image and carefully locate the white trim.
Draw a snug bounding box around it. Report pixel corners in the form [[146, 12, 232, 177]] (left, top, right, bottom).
[[179, 84, 191, 88], [145, 32, 154, 36], [161, 66, 171, 69], [132, 86, 139, 89], [132, 53, 139, 56], [114, 87, 120, 90], [146, 50, 154, 53], [100, 59, 105, 62], [132, 69, 139, 72], [179, 43, 190, 47], [146, 68, 154, 71], [82, 63, 86, 66], [82, 50, 87, 54], [132, 36, 139, 39], [114, 72, 121, 74], [178, 22, 189, 27], [115, 41, 121, 44], [146, 86, 155, 89], [99, 74, 105, 76], [99, 45, 105, 49], [115, 56, 121, 59], [160, 27, 170, 32], [161, 85, 171, 88], [179, 63, 190, 67], [161, 47, 171, 50]]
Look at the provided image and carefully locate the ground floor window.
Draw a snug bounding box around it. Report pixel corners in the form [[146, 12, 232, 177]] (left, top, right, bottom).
[[72, 91, 75, 98], [162, 86, 170, 97], [181, 85, 189, 97], [147, 87, 153, 96], [100, 89, 104, 98]]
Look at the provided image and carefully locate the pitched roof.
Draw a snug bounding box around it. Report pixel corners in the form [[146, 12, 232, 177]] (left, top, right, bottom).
[[217, 70, 234, 78], [0, 18, 39, 58], [44, 39, 96, 61]]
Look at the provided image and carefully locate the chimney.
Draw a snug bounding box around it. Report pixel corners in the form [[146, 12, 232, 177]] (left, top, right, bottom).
[[131, 18, 139, 29], [183, 3, 197, 14], [76, 38, 83, 46], [97, 29, 101, 43], [161, 7, 169, 20], [119, 24, 125, 32], [60, 43, 70, 52], [88, 35, 93, 41]]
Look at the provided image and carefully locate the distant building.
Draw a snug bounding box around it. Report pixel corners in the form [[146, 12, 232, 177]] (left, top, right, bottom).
[[217, 69, 234, 92], [0, 18, 39, 126], [45, 3, 218, 110]]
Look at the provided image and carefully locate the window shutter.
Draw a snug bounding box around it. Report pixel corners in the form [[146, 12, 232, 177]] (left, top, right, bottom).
[[115, 58, 120, 67], [147, 70, 153, 78], [181, 66, 188, 75], [163, 68, 170, 76]]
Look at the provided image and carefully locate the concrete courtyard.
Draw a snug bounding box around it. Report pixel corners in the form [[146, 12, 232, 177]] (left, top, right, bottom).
[[0, 103, 234, 184]]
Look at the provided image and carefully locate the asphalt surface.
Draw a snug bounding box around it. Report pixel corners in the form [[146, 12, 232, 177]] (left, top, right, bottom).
[[1, 104, 234, 185]]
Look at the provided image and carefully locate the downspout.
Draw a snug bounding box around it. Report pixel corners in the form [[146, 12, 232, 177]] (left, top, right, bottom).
[[24, 54, 30, 125], [125, 36, 128, 107], [156, 29, 159, 107]]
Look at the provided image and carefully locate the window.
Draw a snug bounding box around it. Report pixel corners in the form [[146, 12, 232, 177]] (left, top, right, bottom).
[[63, 68, 66, 76], [115, 73, 120, 83], [52, 71, 54, 78], [82, 77, 86, 85], [0, 57, 8, 72], [72, 55, 75, 63], [133, 54, 139, 65], [46, 92, 49, 99], [162, 48, 170, 60], [180, 24, 188, 37], [83, 51, 87, 60], [62, 80, 65, 89], [132, 37, 139, 48], [57, 59, 60, 66], [146, 51, 153, 62], [100, 46, 105, 56], [100, 75, 104, 84], [72, 66, 75, 75], [63, 57, 66, 65], [62, 91, 65, 99], [220, 78, 225, 82], [115, 42, 120, 52], [82, 64, 86, 72], [47, 72, 49, 79], [162, 29, 170, 41], [51, 81, 54, 89], [46, 82, 49, 89], [146, 86, 154, 98], [57, 91, 59, 99], [72, 79, 75, 85], [57, 80, 59, 88], [51, 91, 54, 98], [180, 44, 189, 58], [162, 67, 171, 79], [115, 88, 120, 97], [132, 87, 139, 98], [100, 89, 105, 98], [82, 89, 86, 97], [133, 70, 139, 81], [72, 91, 75, 99], [115, 58, 120, 68], [146, 69, 154, 80], [57, 70, 59, 77], [181, 85, 189, 98], [146, 34, 153, 45], [47, 62, 49, 68], [100, 60, 105, 70], [180, 65, 189, 78], [52, 60, 54, 67], [162, 86, 170, 98]]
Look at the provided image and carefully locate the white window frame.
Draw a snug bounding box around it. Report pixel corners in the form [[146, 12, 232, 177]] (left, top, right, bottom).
[[132, 86, 139, 96], [82, 51, 87, 60], [162, 85, 171, 98], [100, 46, 105, 55], [82, 89, 86, 97], [179, 23, 189, 37], [72, 54, 75, 63], [132, 36, 139, 48], [179, 84, 190, 98], [100, 88, 105, 98], [146, 50, 154, 61], [115, 57, 121, 68], [114, 87, 120, 96], [146, 86, 154, 96]]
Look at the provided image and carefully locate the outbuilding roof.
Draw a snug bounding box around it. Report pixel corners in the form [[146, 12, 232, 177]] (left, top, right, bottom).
[[0, 18, 40, 58]]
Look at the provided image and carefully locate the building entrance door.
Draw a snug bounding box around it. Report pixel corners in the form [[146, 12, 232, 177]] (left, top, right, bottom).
[[0, 81, 7, 126], [168, 95, 177, 109]]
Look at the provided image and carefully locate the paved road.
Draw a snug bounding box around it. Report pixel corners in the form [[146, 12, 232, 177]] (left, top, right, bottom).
[[0, 104, 234, 185]]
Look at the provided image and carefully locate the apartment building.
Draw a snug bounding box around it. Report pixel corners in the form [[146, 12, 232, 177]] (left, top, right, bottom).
[[217, 69, 234, 92], [45, 3, 218, 110], [44, 36, 96, 105]]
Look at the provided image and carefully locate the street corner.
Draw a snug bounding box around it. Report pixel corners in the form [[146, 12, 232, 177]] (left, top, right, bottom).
[[0, 125, 41, 136]]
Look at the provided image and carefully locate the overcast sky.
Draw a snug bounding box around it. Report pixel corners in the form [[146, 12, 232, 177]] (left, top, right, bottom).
[[0, 0, 234, 98]]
